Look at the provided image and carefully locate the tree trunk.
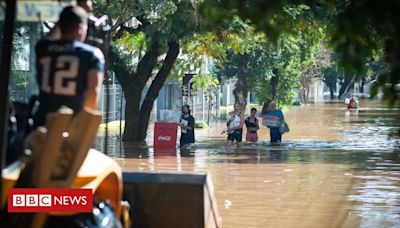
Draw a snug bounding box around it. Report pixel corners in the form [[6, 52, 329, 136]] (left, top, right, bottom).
[[306, 86, 310, 103], [360, 77, 366, 93], [300, 89, 307, 104], [261, 68, 281, 114], [207, 93, 212, 126], [137, 41, 180, 140], [233, 64, 248, 111], [271, 68, 280, 101], [339, 73, 355, 98], [122, 89, 141, 140], [233, 85, 248, 110], [261, 100, 271, 115], [110, 42, 160, 141]]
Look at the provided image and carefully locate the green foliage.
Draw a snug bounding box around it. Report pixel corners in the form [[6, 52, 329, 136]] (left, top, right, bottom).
[[94, 0, 201, 141], [321, 66, 339, 92], [94, 0, 400, 138], [214, 113, 228, 121], [214, 47, 268, 81], [255, 66, 300, 107], [201, 0, 400, 107], [195, 121, 208, 129], [96, 0, 201, 85], [205, 5, 330, 107], [116, 32, 146, 55], [95, 0, 198, 50], [11, 70, 28, 86], [170, 37, 208, 79], [322, 1, 399, 104], [190, 73, 219, 91]]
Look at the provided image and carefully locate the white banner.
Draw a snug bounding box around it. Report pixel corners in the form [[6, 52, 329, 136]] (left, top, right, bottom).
[[0, 1, 74, 22]]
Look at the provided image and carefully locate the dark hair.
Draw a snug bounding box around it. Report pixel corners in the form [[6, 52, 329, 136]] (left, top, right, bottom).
[[77, 0, 90, 4], [182, 104, 191, 115], [59, 6, 88, 35], [251, 107, 257, 112]]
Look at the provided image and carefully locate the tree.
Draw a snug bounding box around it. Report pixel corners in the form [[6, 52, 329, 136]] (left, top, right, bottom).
[[214, 46, 268, 110], [210, 18, 267, 110], [169, 36, 221, 125], [321, 67, 339, 99], [95, 0, 198, 141], [201, 0, 400, 110], [255, 36, 302, 111], [203, 7, 316, 110], [254, 4, 326, 108], [208, 16, 305, 110], [190, 73, 219, 125]]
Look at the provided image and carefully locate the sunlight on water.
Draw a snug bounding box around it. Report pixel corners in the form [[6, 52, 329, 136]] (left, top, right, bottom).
[[97, 99, 400, 227]]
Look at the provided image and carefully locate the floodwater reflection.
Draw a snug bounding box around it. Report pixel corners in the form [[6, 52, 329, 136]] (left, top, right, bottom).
[[96, 99, 400, 227]]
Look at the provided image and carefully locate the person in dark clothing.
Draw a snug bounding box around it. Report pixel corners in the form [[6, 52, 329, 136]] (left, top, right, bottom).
[[245, 107, 259, 143], [34, 6, 104, 127], [178, 105, 195, 147]]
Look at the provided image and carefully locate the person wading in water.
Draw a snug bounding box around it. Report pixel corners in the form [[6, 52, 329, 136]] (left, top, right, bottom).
[[178, 104, 195, 147], [265, 102, 284, 144], [245, 107, 259, 143], [225, 103, 244, 150]]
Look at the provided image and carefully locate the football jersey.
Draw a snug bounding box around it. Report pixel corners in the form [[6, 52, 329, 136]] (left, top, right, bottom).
[[34, 38, 104, 127]]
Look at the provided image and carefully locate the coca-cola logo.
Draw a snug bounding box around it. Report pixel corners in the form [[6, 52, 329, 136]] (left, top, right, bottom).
[[158, 135, 171, 141]]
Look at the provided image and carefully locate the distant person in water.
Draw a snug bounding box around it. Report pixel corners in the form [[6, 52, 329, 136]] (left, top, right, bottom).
[[225, 103, 244, 150], [245, 108, 259, 143], [178, 104, 195, 147], [347, 97, 359, 109], [264, 102, 284, 144]]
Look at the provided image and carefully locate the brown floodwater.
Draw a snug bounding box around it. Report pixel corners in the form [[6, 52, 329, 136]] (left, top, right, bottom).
[[96, 99, 400, 227]]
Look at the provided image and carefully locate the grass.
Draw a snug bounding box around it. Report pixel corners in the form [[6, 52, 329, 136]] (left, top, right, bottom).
[[99, 120, 125, 131]]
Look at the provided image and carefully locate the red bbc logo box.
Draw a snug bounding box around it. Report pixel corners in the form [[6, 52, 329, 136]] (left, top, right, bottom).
[[8, 188, 92, 213]]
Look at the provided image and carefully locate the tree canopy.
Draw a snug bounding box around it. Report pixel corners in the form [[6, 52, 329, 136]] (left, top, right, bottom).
[[201, 0, 400, 107], [94, 0, 199, 141], [92, 0, 400, 141]]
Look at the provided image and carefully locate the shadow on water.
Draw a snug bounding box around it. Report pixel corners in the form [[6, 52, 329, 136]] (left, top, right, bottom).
[[95, 99, 400, 227]]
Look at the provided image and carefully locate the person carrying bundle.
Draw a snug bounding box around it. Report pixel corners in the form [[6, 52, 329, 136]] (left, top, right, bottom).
[[262, 102, 284, 144]]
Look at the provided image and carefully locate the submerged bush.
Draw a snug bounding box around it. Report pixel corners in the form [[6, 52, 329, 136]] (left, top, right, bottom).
[[195, 121, 209, 129]]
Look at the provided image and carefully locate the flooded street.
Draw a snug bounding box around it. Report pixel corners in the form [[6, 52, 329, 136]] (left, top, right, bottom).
[[98, 99, 400, 227]]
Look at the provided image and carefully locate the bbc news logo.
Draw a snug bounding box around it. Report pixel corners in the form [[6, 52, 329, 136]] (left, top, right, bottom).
[[8, 188, 92, 212]]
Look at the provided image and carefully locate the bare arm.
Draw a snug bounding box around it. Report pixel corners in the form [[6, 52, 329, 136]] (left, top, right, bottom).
[[182, 125, 193, 130], [179, 117, 194, 130], [256, 118, 260, 130], [179, 124, 193, 130], [84, 69, 103, 110]]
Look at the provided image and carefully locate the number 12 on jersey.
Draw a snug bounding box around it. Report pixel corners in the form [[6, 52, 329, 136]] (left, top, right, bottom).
[[39, 55, 79, 96]]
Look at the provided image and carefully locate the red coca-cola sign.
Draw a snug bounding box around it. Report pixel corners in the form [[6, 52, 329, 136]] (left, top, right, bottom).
[[158, 135, 171, 141], [154, 122, 177, 148]]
